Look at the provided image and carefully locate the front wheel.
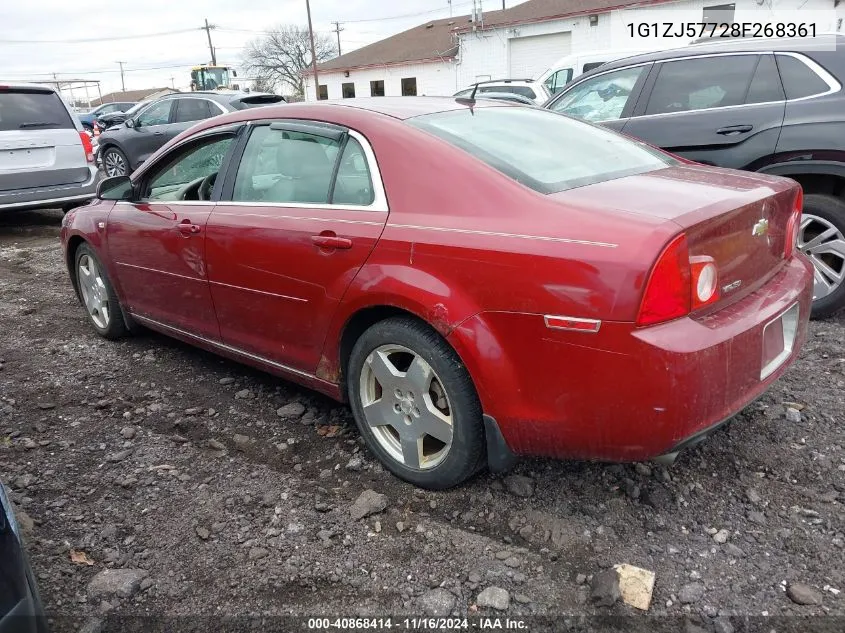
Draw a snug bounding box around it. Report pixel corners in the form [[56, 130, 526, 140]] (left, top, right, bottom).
[[101, 146, 128, 177], [75, 244, 127, 339], [799, 194, 845, 318], [347, 317, 486, 489]]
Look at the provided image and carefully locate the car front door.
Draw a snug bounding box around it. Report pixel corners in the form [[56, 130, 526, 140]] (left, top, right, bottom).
[[619, 53, 786, 168], [124, 99, 175, 169], [106, 130, 238, 339], [546, 63, 652, 133], [205, 121, 388, 373]]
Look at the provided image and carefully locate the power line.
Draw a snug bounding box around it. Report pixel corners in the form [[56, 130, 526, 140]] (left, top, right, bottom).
[[0, 28, 201, 45]]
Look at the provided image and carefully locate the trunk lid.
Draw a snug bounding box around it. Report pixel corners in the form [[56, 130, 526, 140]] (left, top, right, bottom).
[[550, 164, 800, 308]]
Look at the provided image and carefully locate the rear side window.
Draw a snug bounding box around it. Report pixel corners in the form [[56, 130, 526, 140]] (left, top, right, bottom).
[[746, 55, 785, 104], [0, 89, 73, 131], [408, 107, 675, 194], [332, 138, 375, 205], [174, 98, 214, 123], [646, 55, 757, 115], [775, 54, 830, 99], [233, 125, 340, 204]]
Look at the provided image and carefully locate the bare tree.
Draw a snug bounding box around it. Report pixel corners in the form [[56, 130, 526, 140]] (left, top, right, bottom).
[[242, 25, 337, 96]]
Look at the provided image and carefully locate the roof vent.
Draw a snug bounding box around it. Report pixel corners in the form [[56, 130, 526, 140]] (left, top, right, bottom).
[[426, 23, 434, 29], [448, 21, 455, 25]]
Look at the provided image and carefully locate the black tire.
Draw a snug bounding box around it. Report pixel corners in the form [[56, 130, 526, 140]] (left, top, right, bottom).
[[101, 146, 129, 177], [801, 194, 845, 319], [347, 317, 486, 489], [74, 243, 128, 339]]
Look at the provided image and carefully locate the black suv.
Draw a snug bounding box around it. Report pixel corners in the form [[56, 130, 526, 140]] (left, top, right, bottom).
[[546, 35, 845, 317], [97, 91, 285, 178]]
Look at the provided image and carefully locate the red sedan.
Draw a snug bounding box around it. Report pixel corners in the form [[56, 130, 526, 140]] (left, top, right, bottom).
[[61, 98, 813, 489]]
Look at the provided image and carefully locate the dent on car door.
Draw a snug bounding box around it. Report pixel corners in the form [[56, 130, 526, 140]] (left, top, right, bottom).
[[621, 54, 786, 168], [106, 131, 238, 339], [547, 64, 652, 133], [205, 121, 388, 373]]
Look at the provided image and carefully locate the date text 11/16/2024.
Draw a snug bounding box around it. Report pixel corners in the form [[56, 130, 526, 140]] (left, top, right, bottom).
[[628, 22, 817, 39]]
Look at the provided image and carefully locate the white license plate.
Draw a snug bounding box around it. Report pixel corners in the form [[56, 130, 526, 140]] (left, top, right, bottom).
[[760, 303, 799, 380]]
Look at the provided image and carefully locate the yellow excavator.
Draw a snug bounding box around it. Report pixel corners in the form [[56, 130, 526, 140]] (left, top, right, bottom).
[[190, 65, 239, 91]]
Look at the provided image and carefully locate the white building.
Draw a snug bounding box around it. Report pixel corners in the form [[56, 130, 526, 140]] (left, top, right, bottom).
[[305, 0, 844, 101]]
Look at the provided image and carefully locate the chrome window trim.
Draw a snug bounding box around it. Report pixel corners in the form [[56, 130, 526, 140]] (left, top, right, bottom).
[[557, 50, 840, 124], [221, 127, 388, 213]]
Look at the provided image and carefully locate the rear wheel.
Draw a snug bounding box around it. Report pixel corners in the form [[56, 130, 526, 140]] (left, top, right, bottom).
[[102, 146, 128, 177], [347, 317, 486, 489], [75, 244, 127, 339], [799, 194, 845, 318]]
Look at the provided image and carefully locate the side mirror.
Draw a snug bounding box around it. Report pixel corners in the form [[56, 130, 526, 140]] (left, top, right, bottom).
[[97, 175, 133, 201], [125, 118, 136, 129]]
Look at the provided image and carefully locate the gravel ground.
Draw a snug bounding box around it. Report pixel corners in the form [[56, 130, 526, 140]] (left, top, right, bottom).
[[1, 209, 844, 633]]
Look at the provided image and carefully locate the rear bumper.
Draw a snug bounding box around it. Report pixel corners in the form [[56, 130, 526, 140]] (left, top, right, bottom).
[[0, 166, 98, 211], [448, 255, 814, 462]]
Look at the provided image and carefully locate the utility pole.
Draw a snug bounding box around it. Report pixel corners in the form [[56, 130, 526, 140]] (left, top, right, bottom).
[[305, 0, 321, 101], [203, 18, 217, 65], [170, 75, 175, 89], [502, 1, 505, 9], [331, 21, 344, 56], [115, 62, 125, 91], [52, 72, 60, 93], [448, 0, 452, 18]]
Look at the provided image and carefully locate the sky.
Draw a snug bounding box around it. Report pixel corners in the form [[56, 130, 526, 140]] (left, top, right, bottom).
[[0, 0, 523, 100]]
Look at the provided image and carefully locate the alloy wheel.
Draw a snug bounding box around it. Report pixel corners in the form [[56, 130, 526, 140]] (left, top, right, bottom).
[[103, 150, 126, 177], [77, 254, 110, 329], [798, 213, 845, 301], [359, 344, 453, 470]]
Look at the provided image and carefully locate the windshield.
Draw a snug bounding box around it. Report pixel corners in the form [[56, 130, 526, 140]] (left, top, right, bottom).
[[407, 106, 675, 194], [194, 68, 229, 90]]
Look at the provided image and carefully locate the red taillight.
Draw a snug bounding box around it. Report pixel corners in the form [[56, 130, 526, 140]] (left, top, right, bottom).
[[785, 187, 803, 259], [79, 131, 94, 163], [637, 234, 691, 326]]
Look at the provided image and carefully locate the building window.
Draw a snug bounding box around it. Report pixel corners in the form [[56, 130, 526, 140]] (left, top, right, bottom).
[[342, 82, 355, 98], [370, 80, 385, 97], [702, 4, 735, 27], [401, 77, 417, 96], [318, 85, 328, 100]]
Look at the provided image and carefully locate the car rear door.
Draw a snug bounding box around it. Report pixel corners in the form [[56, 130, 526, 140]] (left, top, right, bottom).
[[106, 130, 239, 339], [205, 120, 388, 373], [0, 87, 89, 201], [620, 53, 786, 168]]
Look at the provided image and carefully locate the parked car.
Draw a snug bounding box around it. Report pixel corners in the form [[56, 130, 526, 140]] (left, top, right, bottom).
[[78, 102, 135, 131], [472, 92, 537, 105], [62, 98, 812, 489], [1, 482, 47, 632], [0, 83, 97, 213], [538, 49, 650, 95], [453, 79, 550, 104], [97, 91, 286, 177], [93, 100, 150, 133], [545, 34, 845, 317]]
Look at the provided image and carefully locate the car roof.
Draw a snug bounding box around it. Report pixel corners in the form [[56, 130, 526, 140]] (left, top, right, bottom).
[[588, 33, 845, 75], [0, 82, 58, 93]]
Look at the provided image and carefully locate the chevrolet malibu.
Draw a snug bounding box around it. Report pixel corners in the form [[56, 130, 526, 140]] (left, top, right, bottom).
[[61, 98, 813, 489]]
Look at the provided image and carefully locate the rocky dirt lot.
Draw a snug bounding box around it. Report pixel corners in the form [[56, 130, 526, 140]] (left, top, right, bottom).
[[1, 209, 844, 633]]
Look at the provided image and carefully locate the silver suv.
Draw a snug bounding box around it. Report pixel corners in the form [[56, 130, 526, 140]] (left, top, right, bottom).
[[0, 83, 97, 212]]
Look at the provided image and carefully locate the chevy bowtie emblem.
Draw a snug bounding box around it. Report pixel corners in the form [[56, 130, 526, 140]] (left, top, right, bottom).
[[752, 218, 770, 237]]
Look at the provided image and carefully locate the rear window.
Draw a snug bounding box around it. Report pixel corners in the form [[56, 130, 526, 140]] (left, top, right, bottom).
[[407, 106, 674, 194], [0, 89, 74, 131], [478, 85, 536, 99], [231, 95, 286, 110]]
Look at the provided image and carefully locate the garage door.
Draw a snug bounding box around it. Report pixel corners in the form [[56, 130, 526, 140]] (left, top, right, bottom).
[[508, 32, 571, 79]]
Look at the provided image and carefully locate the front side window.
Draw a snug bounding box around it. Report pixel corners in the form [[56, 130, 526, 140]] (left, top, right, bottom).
[[408, 106, 674, 194], [136, 100, 173, 127], [174, 99, 214, 123], [233, 125, 341, 204], [776, 54, 831, 100], [645, 55, 757, 115], [545, 68, 573, 95], [144, 135, 234, 201], [550, 65, 646, 122]]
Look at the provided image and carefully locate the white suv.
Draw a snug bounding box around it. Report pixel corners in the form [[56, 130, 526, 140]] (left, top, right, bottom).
[[0, 83, 97, 213], [453, 79, 550, 104]]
